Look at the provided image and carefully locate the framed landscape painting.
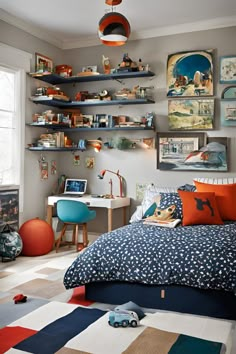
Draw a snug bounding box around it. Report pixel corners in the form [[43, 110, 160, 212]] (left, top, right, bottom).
[[167, 50, 213, 97], [157, 132, 206, 170], [220, 55, 236, 84], [168, 99, 214, 130]]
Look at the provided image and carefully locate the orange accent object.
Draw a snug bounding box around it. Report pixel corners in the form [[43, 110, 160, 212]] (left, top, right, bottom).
[[106, 0, 122, 5], [194, 181, 236, 221], [19, 218, 54, 256], [55, 65, 72, 77], [178, 190, 223, 226]]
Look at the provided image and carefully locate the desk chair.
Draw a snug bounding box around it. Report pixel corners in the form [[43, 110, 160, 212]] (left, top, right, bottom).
[[56, 200, 96, 252]]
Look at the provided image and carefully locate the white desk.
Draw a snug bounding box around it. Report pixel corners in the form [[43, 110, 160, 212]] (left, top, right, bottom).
[[47, 194, 130, 232]]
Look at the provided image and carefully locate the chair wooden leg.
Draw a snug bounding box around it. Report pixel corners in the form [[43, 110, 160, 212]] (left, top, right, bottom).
[[56, 224, 67, 253], [74, 224, 79, 251], [82, 223, 88, 247], [72, 225, 76, 245]]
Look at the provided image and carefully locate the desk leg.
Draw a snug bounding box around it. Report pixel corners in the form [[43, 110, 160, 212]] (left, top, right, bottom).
[[123, 206, 127, 226], [46, 205, 53, 226], [108, 208, 112, 232]]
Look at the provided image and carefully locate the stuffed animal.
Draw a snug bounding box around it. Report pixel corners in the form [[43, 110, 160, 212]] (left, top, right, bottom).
[[153, 204, 176, 220]]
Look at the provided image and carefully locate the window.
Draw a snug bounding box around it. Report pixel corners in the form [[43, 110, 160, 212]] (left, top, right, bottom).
[[0, 66, 20, 185], [0, 42, 32, 213]]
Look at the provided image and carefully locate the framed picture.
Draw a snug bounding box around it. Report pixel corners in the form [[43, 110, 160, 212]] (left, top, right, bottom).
[[167, 50, 213, 97], [0, 189, 19, 230], [220, 86, 236, 126], [220, 55, 236, 84], [205, 137, 229, 171], [82, 65, 98, 73], [220, 100, 236, 127], [168, 99, 214, 130], [157, 132, 206, 171], [35, 53, 53, 73]]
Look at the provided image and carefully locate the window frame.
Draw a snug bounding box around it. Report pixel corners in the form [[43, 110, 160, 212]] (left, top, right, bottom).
[[0, 42, 32, 212]]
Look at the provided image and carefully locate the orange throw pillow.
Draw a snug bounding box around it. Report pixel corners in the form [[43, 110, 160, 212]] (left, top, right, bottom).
[[194, 181, 236, 221], [178, 190, 223, 226]]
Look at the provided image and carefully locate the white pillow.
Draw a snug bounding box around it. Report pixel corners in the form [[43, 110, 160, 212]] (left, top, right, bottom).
[[194, 177, 236, 185], [129, 184, 177, 223]]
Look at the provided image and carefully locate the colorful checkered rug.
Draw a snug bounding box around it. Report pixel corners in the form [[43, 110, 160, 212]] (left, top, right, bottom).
[[0, 301, 228, 354]]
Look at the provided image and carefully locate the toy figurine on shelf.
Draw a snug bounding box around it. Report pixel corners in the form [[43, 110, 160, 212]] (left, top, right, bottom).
[[118, 53, 138, 72], [102, 55, 111, 74]]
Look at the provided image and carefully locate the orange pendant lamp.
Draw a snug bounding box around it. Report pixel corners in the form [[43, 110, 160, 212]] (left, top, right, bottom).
[[98, 0, 131, 46]]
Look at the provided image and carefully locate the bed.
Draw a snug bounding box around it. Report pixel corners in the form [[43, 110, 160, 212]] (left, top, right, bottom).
[[63, 183, 236, 320]]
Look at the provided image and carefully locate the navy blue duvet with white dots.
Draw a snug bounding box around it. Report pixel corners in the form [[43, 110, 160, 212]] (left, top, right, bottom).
[[63, 222, 236, 294]]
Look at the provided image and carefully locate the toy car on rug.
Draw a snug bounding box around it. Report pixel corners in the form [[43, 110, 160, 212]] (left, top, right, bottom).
[[108, 310, 139, 328]]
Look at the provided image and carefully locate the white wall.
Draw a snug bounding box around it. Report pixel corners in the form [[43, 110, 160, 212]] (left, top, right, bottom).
[[1, 19, 235, 232]]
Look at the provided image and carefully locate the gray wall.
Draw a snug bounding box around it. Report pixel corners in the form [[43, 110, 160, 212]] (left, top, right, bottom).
[[1, 19, 235, 233]]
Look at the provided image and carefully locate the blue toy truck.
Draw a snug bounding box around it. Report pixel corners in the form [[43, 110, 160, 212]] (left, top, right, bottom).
[[108, 310, 139, 328]]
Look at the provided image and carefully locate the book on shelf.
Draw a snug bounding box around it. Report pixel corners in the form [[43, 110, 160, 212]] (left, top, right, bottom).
[[143, 216, 181, 228]]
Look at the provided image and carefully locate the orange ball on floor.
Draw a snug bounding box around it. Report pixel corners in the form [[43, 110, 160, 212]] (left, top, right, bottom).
[[19, 218, 54, 256]]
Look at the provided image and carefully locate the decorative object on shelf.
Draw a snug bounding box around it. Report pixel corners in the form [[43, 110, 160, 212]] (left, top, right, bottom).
[[55, 65, 72, 78], [220, 86, 236, 126], [35, 53, 53, 73], [87, 138, 103, 152], [167, 50, 213, 97], [168, 99, 214, 130], [81, 65, 98, 74], [118, 53, 138, 72], [219, 55, 236, 84], [98, 0, 130, 46], [102, 55, 111, 74], [143, 138, 154, 149], [114, 136, 135, 149], [98, 169, 125, 197]]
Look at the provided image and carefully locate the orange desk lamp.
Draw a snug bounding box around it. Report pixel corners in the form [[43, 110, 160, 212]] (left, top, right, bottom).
[[98, 169, 124, 197]]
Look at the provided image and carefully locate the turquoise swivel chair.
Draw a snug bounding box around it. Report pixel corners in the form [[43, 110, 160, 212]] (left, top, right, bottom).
[[56, 200, 96, 252]]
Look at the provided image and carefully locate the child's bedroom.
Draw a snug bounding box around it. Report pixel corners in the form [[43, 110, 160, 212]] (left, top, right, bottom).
[[0, 0, 236, 353]]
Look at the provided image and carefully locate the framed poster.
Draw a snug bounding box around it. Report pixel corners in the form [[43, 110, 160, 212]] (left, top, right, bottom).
[[157, 132, 206, 171], [168, 99, 214, 130], [0, 189, 19, 230], [220, 55, 236, 84], [167, 50, 213, 97], [220, 86, 236, 126], [35, 53, 53, 73]]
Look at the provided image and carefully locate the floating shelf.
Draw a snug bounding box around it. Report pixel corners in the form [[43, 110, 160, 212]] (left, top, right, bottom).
[[26, 146, 80, 152], [26, 123, 154, 132], [30, 97, 155, 108], [29, 70, 155, 85]]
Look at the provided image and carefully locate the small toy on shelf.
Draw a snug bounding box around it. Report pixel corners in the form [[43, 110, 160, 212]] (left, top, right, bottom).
[[118, 53, 138, 72]]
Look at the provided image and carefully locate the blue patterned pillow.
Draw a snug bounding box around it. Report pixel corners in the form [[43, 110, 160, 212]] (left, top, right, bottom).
[[159, 192, 183, 219]]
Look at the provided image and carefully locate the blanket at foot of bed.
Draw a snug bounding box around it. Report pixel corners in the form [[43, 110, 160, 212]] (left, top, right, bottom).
[[0, 302, 232, 354]]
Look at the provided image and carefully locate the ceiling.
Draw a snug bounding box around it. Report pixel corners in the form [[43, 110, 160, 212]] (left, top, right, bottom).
[[0, 0, 236, 49]]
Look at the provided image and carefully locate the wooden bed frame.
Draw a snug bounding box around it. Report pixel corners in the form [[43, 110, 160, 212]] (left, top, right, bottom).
[[85, 282, 236, 320]]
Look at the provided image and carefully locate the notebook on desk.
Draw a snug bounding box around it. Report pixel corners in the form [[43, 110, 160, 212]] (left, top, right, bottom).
[[62, 178, 87, 197]]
